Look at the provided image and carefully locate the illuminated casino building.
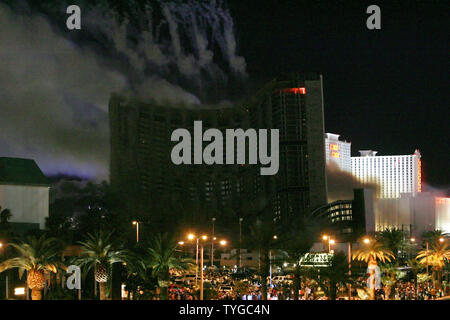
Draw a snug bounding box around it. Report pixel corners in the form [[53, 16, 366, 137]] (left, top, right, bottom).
[[324, 133, 351, 173], [351, 149, 422, 199]]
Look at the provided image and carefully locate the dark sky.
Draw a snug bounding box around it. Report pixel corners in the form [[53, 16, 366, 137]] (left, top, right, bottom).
[[229, 0, 449, 190]]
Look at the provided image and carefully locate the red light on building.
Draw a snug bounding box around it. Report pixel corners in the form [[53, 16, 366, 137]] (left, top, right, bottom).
[[331, 151, 340, 158], [436, 197, 450, 205], [417, 159, 422, 192], [280, 87, 306, 95], [329, 143, 339, 151]]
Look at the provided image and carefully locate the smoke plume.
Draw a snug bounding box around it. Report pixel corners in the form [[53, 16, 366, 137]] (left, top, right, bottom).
[[0, 1, 247, 180], [326, 162, 380, 202]]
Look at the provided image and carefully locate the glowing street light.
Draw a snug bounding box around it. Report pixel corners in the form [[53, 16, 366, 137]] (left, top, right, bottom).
[[322, 235, 335, 253], [186, 233, 226, 300], [363, 238, 371, 244], [132, 221, 140, 243], [439, 237, 445, 243]]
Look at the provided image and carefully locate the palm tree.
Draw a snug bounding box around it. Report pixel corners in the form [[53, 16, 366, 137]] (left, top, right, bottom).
[[282, 211, 328, 300], [352, 239, 395, 299], [0, 235, 64, 300], [246, 215, 278, 300], [422, 230, 449, 246], [145, 233, 193, 300], [353, 239, 395, 265], [311, 252, 354, 300], [380, 263, 407, 299], [407, 258, 423, 295], [416, 241, 450, 289], [75, 231, 129, 300], [0, 206, 12, 224], [376, 228, 406, 260]]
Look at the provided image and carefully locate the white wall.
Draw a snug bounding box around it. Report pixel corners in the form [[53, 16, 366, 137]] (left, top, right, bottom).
[[0, 184, 49, 229]]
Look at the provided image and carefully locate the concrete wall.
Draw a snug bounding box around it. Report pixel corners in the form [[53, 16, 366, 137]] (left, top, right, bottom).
[[0, 184, 49, 229]]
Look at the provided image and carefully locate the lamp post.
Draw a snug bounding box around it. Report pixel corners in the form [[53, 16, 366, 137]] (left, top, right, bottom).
[[322, 235, 334, 253], [269, 235, 278, 289], [362, 237, 375, 300], [187, 233, 226, 300], [132, 221, 140, 243], [239, 218, 243, 269], [187, 233, 199, 286], [211, 218, 216, 267], [348, 241, 352, 299], [409, 237, 416, 260], [0, 242, 7, 299]]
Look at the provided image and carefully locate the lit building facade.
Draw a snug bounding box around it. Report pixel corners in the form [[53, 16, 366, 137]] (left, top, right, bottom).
[[374, 192, 450, 237], [351, 149, 422, 199], [324, 133, 351, 172]]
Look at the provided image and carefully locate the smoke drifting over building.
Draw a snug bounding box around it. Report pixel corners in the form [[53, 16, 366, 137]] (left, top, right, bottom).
[[326, 162, 380, 203], [0, 1, 247, 180]]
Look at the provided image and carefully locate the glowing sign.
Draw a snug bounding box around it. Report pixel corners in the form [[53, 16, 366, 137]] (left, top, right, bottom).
[[300, 253, 333, 267], [280, 87, 306, 95], [329, 143, 339, 151], [418, 159, 422, 192], [14, 287, 25, 295], [331, 151, 340, 158]]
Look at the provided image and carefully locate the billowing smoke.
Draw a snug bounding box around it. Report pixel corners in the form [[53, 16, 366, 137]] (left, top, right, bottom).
[[326, 162, 380, 202], [0, 1, 247, 180]]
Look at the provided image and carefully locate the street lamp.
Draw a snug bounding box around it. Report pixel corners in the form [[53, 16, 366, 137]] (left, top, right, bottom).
[[322, 235, 334, 253], [187, 233, 226, 300], [132, 221, 140, 243], [239, 218, 243, 269], [269, 235, 278, 288], [211, 218, 216, 267], [363, 238, 370, 244]]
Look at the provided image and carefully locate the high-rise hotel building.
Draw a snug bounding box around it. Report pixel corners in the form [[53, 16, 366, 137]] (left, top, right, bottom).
[[324, 133, 351, 173], [351, 149, 422, 199], [109, 73, 328, 221]]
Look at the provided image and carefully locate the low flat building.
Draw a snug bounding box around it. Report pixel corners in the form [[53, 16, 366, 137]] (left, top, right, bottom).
[[0, 157, 49, 231]]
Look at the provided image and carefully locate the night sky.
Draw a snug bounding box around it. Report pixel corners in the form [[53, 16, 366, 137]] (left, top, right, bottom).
[[0, 0, 448, 191], [229, 0, 449, 191]]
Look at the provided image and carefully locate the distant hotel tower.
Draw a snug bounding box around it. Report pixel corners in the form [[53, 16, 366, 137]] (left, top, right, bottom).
[[351, 149, 422, 198], [248, 73, 328, 217], [324, 133, 351, 173], [109, 73, 328, 220]]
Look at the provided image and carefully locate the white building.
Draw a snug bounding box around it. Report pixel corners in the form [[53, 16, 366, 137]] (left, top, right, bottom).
[[351, 149, 422, 199], [0, 158, 49, 230], [324, 133, 351, 173], [372, 192, 450, 237]]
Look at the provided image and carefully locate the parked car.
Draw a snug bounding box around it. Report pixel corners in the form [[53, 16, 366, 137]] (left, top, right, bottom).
[[219, 285, 234, 293]]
